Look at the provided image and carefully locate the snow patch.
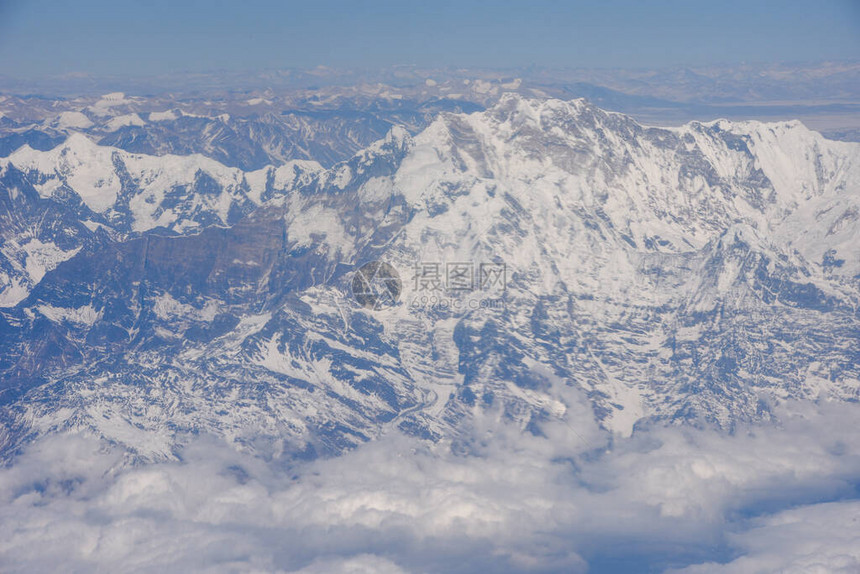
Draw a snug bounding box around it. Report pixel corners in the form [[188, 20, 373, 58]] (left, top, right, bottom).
[[36, 304, 100, 326], [148, 110, 178, 122], [104, 113, 145, 131], [51, 111, 93, 130], [153, 293, 221, 322]]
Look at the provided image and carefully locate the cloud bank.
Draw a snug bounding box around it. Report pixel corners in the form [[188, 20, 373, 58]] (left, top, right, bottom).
[[1, 400, 859, 573]]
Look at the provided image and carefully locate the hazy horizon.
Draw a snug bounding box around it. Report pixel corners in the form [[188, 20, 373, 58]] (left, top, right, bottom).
[[1, 0, 857, 77]]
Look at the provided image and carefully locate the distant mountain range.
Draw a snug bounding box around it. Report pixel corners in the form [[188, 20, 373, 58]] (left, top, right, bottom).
[[3, 61, 859, 135]]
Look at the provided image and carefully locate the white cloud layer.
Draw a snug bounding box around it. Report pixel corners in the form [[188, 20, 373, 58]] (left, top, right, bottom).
[[1, 400, 859, 573]]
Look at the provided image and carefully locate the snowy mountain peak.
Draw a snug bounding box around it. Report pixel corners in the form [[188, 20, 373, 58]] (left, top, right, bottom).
[[8, 132, 121, 213]]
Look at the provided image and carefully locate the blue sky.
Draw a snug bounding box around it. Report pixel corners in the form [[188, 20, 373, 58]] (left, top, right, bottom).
[[0, 0, 858, 76]]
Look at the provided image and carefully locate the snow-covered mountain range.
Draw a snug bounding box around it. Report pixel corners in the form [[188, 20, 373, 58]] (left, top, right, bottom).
[[0, 133, 321, 307], [0, 90, 483, 169], [0, 94, 857, 460]]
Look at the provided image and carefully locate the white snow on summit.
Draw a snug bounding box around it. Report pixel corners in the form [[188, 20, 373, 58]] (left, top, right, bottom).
[[104, 113, 146, 131], [50, 111, 94, 130], [8, 133, 122, 212]]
